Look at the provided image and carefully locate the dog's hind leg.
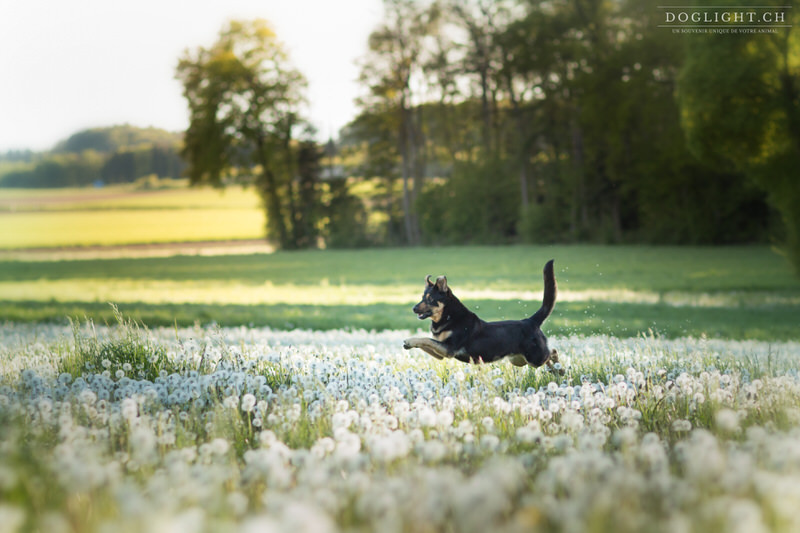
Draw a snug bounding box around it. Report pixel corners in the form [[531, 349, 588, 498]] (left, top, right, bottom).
[[508, 354, 528, 367], [403, 337, 451, 360]]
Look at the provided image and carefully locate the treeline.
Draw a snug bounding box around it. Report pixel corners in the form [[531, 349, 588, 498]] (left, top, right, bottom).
[[339, 0, 795, 250], [0, 125, 184, 188], [15, 1, 792, 265]]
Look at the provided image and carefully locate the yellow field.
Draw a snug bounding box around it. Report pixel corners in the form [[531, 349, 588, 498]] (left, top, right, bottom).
[[0, 184, 265, 248]]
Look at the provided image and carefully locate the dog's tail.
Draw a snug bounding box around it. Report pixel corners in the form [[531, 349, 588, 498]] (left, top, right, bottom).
[[530, 259, 557, 327]]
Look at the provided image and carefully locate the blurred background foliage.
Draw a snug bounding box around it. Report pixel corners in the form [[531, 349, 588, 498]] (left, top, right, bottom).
[[1, 0, 797, 270]]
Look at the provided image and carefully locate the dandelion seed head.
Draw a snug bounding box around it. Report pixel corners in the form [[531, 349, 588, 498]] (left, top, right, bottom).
[[672, 419, 692, 432], [223, 395, 239, 410], [715, 409, 740, 433], [209, 438, 229, 456], [241, 393, 256, 413]]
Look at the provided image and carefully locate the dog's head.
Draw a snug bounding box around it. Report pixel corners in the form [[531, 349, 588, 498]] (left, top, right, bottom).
[[412, 275, 450, 321]]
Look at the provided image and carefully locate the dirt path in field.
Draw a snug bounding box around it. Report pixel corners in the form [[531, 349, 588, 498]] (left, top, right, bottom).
[[0, 239, 275, 261]]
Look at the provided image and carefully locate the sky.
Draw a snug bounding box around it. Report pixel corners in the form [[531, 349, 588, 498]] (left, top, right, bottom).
[[0, 0, 384, 152]]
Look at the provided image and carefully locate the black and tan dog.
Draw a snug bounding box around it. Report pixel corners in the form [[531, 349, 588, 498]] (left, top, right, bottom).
[[403, 260, 559, 368]]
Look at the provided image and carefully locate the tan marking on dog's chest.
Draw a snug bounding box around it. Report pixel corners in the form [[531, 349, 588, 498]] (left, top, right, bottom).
[[432, 328, 452, 342], [430, 302, 445, 322]]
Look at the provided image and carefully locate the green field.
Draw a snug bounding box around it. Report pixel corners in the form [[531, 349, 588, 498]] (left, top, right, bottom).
[[2, 185, 798, 339], [0, 184, 264, 248], [1, 244, 798, 340]]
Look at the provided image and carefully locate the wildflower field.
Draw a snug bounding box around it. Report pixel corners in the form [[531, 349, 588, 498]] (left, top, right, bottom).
[[2, 311, 800, 533], [1, 244, 799, 532]]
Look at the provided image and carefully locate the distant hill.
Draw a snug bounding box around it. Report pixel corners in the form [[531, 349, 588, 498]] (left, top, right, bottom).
[[0, 125, 185, 188], [53, 125, 183, 154]]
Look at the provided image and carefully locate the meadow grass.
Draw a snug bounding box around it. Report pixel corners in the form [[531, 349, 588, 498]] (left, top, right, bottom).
[[58, 305, 181, 382], [3, 244, 794, 291], [0, 299, 798, 341], [0, 245, 798, 340]]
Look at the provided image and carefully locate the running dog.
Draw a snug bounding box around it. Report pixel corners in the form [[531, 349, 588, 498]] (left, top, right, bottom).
[[403, 260, 558, 368]]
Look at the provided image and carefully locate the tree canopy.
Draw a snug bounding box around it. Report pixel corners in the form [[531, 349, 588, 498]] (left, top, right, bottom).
[[176, 19, 318, 249], [678, 0, 800, 270], [342, 0, 795, 271]]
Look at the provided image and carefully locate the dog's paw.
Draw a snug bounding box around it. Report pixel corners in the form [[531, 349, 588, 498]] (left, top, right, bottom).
[[545, 350, 565, 375], [403, 339, 413, 350]]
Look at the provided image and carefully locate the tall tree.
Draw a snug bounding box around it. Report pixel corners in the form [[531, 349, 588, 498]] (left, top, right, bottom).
[[678, 0, 800, 273], [358, 0, 440, 245], [176, 19, 316, 249], [451, 0, 512, 157]]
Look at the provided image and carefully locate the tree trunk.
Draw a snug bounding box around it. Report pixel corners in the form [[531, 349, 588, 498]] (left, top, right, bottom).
[[479, 63, 492, 155], [255, 134, 290, 248], [399, 94, 421, 246], [259, 167, 289, 248], [505, 70, 530, 212], [287, 180, 300, 250], [281, 117, 300, 249], [570, 118, 587, 239], [410, 104, 424, 244], [297, 142, 319, 248]]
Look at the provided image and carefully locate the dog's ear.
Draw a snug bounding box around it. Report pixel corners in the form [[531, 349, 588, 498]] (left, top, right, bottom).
[[425, 274, 434, 286], [435, 275, 448, 293]]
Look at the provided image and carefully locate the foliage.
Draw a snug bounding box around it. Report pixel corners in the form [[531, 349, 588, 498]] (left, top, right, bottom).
[[53, 125, 182, 155], [0, 152, 100, 188], [345, 0, 784, 250], [4, 2, 797, 254], [100, 145, 184, 184], [0, 126, 184, 188], [678, 0, 800, 272], [417, 158, 519, 244], [176, 19, 320, 250], [323, 178, 372, 248], [356, 0, 443, 245]]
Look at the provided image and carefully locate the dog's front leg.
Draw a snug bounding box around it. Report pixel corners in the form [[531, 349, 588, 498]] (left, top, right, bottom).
[[403, 337, 452, 360]]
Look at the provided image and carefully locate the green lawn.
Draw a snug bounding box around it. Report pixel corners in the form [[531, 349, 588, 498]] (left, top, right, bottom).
[[1, 245, 797, 340]]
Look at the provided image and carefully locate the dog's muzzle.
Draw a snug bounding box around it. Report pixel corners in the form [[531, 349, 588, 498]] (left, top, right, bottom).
[[413, 303, 432, 320]]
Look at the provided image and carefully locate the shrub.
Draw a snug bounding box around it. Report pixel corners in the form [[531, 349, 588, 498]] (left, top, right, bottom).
[[417, 159, 519, 244]]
